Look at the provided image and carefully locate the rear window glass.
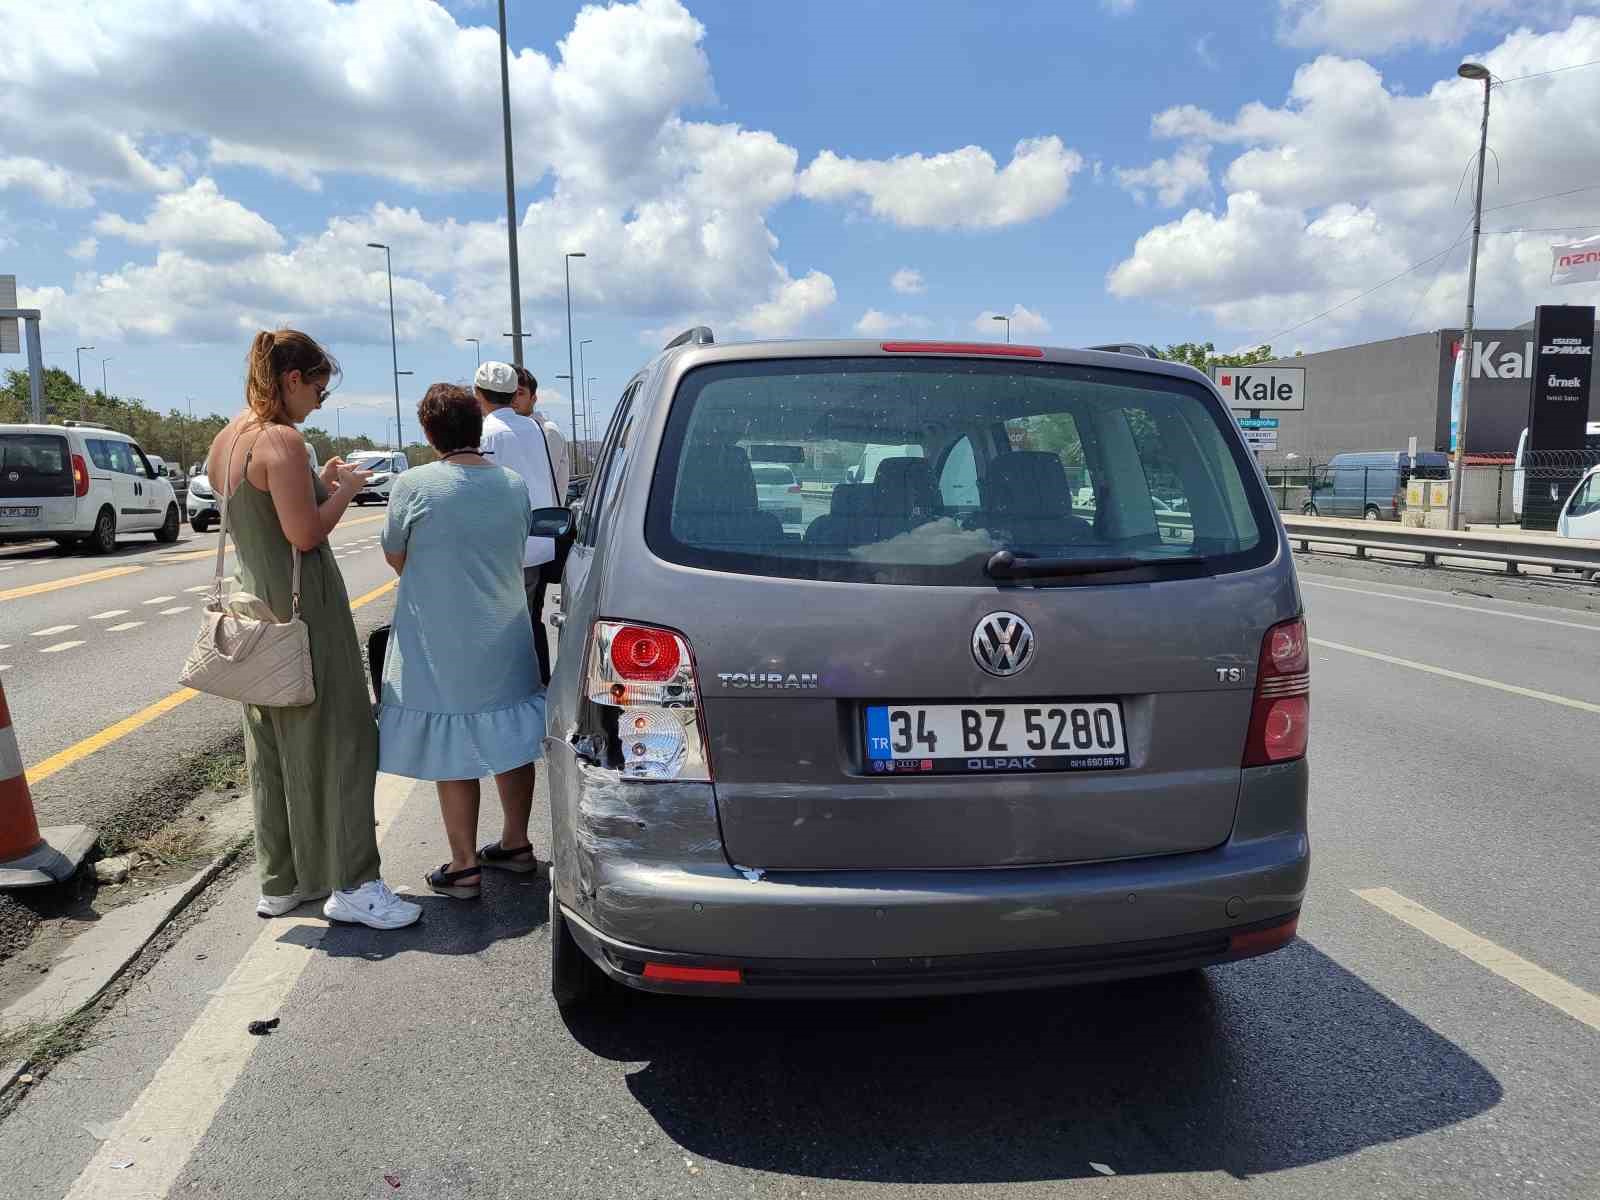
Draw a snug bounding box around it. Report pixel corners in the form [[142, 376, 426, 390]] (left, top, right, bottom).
[[751, 465, 795, 485], [0, 434, 74, 498], [646, 357, 1275, 585]]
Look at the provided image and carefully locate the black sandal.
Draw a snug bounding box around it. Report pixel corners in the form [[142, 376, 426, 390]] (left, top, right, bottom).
[[477, 841, 538, 874], [427, 864, 482, 899]]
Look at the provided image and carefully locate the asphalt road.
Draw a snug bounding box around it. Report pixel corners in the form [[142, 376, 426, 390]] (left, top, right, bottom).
[[5, 564, 1600, 1197], [0, 506, 398, 830]]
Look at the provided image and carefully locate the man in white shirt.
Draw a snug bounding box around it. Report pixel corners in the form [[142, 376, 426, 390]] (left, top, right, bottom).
[[476, 361, 560, 684], [512, 366, 569, 502]]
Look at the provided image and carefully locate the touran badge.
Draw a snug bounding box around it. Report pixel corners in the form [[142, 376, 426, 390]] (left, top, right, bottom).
[[972, 613, 1034, 677]]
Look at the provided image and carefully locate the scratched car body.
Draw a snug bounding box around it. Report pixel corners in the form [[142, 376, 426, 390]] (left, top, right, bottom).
[[541, 330, 1310, 1009]]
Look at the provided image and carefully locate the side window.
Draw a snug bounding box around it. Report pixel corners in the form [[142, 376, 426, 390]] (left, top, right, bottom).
[[938, 437, 980, 508], [579, 381, 641, 548], [1572, 474, 1598, 516], [131, 446, 157, 478], [103, 440, 136, 475], [86, 439, 115, 471], [394, 456, 406, 474]]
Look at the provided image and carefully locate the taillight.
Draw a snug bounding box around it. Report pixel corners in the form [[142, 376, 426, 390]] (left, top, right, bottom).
[[71, 454, 90, 499], [1243, 617, 1310, 767], [787, 483, 802, 494], [586, 621, 711, 781]]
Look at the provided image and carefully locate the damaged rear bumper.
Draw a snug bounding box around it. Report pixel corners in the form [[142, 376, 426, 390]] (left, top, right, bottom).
[[546, 740, 1308, 998]]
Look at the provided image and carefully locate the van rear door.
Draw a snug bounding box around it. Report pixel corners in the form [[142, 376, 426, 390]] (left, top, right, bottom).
[[0, 431, 76, 533]]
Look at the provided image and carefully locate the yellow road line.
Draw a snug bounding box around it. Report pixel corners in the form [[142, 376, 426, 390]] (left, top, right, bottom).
[[24, 577, 398, 786], [0, 565, 144, 603], [1357, 887, 1600, 1033], [1311, 637, 1600, 715]]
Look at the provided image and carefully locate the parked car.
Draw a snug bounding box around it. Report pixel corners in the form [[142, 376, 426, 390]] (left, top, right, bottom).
[[0, 422, 181, 552], [1512, 422, 1600, 517], [1304, 450, 1451, 520], [752, 463, 802, 526], [189, 441, 320, 531], [346, 450, 407, 505], [537, 332, 1308, 1010], [145, 455, 188, 510], [1557, 463, 1600, 547]]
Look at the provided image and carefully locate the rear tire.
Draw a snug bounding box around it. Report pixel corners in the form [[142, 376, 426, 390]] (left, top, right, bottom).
[[87, 507, 116, 555], [155, 504, 181, 543], [1363, 505, 1382, 521], [550, 875, 606, 1012]]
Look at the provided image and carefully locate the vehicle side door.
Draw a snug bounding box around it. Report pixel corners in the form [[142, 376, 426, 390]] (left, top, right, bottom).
[[1560, 470, 1600, 539], [95, 439, 144, 527], [129, 444, 168, 528]]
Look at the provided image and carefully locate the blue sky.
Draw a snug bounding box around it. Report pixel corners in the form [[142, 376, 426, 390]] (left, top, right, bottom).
[[4, 0, 1600, 445]]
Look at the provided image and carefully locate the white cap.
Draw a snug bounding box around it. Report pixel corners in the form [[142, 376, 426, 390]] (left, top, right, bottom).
[[475, 361, 518, 395]]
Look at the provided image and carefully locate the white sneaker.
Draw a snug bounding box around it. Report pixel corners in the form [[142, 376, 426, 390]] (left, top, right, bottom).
[[322, 880, 422, 930], [256, 890, 328, 918]]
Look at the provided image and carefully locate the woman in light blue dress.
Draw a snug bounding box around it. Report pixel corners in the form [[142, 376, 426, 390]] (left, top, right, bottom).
[[378, 383, 546, 899]]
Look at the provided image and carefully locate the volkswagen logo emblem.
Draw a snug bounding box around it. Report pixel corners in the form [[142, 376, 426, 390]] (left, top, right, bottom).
[[972, 612, 1034, 677], [5, 472, 16, 483]]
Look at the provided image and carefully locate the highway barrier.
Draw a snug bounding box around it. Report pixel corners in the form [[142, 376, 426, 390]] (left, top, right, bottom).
[[1281, 516, 1600, 577]]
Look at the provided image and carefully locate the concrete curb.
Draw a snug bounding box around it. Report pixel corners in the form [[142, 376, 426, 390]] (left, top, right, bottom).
[[0, 832, 250, 1093]]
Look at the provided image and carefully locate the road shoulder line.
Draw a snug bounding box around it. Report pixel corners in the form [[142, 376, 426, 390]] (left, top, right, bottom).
[[1311, 637, 1600, 715]]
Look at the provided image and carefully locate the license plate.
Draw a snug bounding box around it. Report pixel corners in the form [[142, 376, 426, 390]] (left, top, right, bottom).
[[0, 506, 40, 519], [865, 701, 1128, 774]]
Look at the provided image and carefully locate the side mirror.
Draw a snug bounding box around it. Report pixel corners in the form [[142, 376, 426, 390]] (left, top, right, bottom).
[[846, 466, 861, 484], [530, 506, 574, 540]]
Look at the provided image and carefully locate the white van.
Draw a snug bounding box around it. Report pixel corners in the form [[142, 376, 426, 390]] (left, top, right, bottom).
[[188, 440, 320, 532], [1512, 422, 1600, 517], [0, 423, 181, 553]]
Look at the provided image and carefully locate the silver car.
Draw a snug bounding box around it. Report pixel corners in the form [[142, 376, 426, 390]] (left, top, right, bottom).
[[537, 331, 1309, 1010]]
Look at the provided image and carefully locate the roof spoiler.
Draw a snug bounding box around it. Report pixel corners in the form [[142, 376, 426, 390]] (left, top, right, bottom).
[[662, 326, 715, 351], [1083, 343, 1163, 359]]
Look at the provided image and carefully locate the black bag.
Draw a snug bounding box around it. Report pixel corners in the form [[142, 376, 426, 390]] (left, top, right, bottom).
[[366, 624, 390, 704]]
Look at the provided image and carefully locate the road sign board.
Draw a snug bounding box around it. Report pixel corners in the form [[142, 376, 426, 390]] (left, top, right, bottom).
[[0, 277, 17, 355], [1211, 364, 1306, 411], [1242, 429, 1279, 451], [1237, 417, 1280, 429]]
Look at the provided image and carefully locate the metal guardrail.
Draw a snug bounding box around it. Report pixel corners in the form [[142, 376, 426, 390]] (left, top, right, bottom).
[[1281, 517, 1600, 576]]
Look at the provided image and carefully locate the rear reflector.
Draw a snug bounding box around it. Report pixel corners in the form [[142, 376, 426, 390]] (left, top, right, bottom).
[[642, 962, 743, 985], [1228, 914, 1299, 957], [880, 341, 1044, 357]]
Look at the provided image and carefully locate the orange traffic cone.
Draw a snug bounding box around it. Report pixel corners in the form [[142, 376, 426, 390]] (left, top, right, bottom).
[[0, 679, 96, 889]]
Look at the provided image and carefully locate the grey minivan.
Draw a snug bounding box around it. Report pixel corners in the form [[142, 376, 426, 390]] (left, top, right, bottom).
[[537, 333, 1309, 1009]]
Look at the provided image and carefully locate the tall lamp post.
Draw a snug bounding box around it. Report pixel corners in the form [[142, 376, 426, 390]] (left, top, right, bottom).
[[1448, 61, 1493, 533], [366, 241, 407, 457], [75, 345, 94, 419], [577, 338, 592, 473], [496, 0, 525, 368], [586, 376, 598, 453], [394, 370, 414, 453], [466, 337, 481, 369], [991, 314, 1010, 343], [100, 356, 113, 399], [564, 251, 585, 478]]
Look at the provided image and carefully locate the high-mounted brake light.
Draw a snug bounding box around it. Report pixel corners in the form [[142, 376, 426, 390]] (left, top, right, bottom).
[[880, 341, 1044, 358], [71, 454, 90, 499], [586, 621, 711, 781], [1243, 617, 1310, 767]]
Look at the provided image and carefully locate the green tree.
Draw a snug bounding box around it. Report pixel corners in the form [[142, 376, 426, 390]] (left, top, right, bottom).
[[1161, 342, 1281, 372]]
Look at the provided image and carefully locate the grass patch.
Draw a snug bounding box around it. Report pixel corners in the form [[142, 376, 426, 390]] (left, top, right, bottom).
[[129, 822, 210, 870], [0, 1020, 44, 1067], [198, 747, 248, 795]]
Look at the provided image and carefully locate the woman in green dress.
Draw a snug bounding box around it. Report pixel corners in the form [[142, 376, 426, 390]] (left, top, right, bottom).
[[205, 329, 420, 930]]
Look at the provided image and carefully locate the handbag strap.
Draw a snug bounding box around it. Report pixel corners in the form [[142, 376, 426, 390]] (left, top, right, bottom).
[[534, 414, 561, 506], [215, 429, 303, 616]]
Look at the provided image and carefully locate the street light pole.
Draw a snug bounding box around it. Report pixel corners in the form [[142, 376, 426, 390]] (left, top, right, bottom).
[[497, 0, 525, 368], [100, 356, 113, 399], [577, 337, 592, 473], [367, 242, 406, 454], [466, 337, 481, 369], [586, 376, 598, 455], [1448, 62, 1492, 533], [992, 314, 1010, 343], [75, 345, 94, 419], [564, 252, 586, 479]]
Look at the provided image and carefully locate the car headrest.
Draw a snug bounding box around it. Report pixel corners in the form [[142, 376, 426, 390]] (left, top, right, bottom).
[[827, 483, 871, 519], [983, 451, 1072, 517], [676, 442, 758, 515], [870, 457, 939, 517]]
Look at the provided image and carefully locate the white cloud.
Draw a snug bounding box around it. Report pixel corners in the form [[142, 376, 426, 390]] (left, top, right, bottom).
[[1276, 0, 1599, 54], [855, 309, 931, 336], [94, 179, 285, 260], [798, 137, 1084, 230], [974, 304, 1050, 337], [1108, 16, 1600, 345], [0, 157, 95, 208], [1116, 144, 1212, 207], [731, 271, 838, 337], [890, 268, 926, 295], [1101, 0, 1138, 12], [1195, 33, 1219, 69], [67, 237, 99, 262]]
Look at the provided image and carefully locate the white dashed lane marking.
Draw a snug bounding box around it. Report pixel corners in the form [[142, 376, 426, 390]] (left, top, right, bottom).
[[185, 586, 211, 594], [90, 610, 130, 620], [159, 606, 190, 616], [105, 622, 144, 632], [142, 595, 177, 605], [31, 625, 78, 637], [41, 640, 86, 654]]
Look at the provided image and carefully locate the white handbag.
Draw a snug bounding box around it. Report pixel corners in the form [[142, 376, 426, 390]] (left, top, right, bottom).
[[179, 438, 316, 707]]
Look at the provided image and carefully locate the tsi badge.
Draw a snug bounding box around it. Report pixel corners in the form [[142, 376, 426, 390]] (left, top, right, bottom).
[[718, 671, 819, 690]]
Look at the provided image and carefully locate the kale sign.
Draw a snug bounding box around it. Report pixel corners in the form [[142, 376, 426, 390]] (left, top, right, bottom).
[[1210, 365, 1305, 411]]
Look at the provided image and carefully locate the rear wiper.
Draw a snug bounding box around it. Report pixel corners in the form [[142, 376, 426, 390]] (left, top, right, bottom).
[[984, 549, 1206, 580]]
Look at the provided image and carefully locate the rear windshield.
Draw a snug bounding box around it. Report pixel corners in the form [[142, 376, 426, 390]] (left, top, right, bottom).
[[751, 465, 795, 485], [646, 357, 1275, 585], [0, 434, 73, 499]]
